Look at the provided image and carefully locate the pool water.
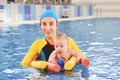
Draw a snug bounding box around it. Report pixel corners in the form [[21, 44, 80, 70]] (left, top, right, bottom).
[[0, 18, 120, 80]]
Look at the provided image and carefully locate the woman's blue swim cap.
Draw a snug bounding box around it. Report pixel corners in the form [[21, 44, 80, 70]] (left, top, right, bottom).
[[40, 10, 58, 23]]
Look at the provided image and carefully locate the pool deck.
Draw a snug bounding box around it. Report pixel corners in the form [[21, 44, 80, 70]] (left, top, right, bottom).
[[0, 16, 95, 26]]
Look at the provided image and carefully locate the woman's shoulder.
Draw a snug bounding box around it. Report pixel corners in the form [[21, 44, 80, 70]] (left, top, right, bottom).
[[68, 37, 72, 40], [68, 37, 75, 43]]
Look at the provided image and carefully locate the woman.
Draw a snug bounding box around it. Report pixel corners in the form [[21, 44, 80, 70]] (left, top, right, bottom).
[[20, 10, 86, 69]]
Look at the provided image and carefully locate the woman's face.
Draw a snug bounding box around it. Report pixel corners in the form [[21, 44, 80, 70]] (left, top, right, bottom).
[[40, 17, 58, 38]]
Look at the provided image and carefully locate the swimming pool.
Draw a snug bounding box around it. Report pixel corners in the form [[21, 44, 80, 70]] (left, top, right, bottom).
[[0, 18, 120, 80]]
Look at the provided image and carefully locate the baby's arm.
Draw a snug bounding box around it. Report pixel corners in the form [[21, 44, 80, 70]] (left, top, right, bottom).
[[48, 51, 57, 64], [70, 50, 81, 64]]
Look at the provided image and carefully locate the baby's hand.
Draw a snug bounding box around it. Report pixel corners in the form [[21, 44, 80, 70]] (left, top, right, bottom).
[[61, 54, 69, 61]]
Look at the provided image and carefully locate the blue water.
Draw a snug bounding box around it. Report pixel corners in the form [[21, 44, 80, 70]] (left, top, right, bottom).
[[0, 18, 120, 80]]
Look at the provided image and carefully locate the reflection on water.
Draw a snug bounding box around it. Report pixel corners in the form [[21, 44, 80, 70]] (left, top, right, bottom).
[[0, 18, 120, 80], [27, 64, 89, 80]]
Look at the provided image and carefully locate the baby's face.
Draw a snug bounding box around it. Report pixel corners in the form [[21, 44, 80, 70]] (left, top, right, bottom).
[[54, 39, 68, 53]]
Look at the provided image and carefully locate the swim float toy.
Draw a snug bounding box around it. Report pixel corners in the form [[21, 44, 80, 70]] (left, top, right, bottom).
[[29, 56, 90, 72]]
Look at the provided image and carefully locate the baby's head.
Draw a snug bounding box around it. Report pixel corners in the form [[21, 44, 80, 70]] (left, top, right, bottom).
[[54, 33, 68, 44], [54, 33, 69, 50]]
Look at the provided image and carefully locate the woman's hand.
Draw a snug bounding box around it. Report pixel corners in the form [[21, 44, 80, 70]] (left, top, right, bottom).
[[76, 57, 81, 64]]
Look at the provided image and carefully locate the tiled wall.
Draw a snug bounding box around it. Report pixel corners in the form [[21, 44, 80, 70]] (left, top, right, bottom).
[[18, 5, 36, 21], [0, 4, 94, 22]]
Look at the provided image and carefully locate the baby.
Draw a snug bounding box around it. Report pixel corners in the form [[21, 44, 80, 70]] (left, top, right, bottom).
[[48, 33, 82, 64]]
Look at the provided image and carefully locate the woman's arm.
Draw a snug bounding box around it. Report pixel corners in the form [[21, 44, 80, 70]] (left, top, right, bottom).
[[68, 37, 86, 58], [20, 39, 46, 67], [20, 40, 39, 67]]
